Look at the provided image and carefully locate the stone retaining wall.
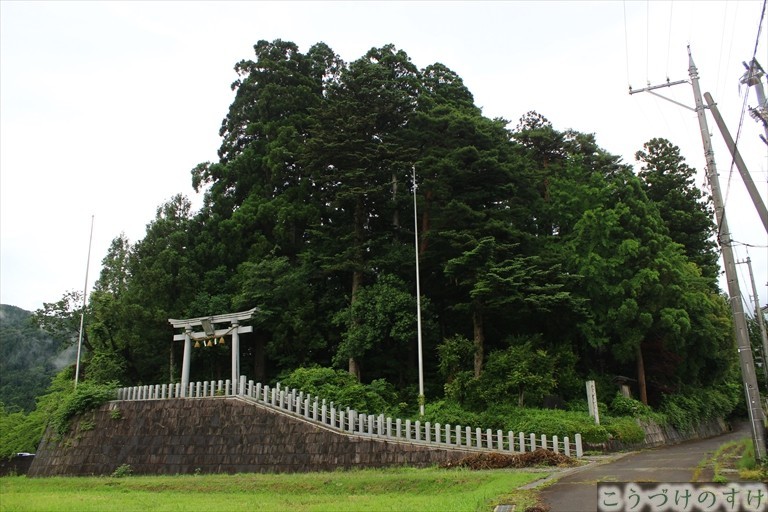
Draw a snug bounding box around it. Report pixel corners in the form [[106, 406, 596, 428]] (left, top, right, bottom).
[[594, 417, 730, 452], [28, 397, 481, 477], [637, 417, 730, 448]]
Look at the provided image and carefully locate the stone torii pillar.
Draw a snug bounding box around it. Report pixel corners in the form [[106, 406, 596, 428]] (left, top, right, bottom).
[[168, 307, 258, 397]]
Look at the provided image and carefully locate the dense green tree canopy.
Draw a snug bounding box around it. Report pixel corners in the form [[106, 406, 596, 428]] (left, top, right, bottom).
[[31, 40, 736, 414]]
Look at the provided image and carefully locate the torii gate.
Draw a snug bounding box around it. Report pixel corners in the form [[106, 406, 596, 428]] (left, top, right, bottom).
[[168, 307, 258, 396]]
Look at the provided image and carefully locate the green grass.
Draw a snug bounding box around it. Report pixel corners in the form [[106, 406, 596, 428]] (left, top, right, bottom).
[[694, 437, 765, 482], [0, 468, 547, 512]]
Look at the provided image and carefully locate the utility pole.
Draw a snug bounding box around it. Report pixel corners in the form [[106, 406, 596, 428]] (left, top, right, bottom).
[[739, 256, 768, 387], [688, 48, 766, 460], [739, 59, 768, 145], [630, 48, 767, 460], [703, 92, 768, 233]]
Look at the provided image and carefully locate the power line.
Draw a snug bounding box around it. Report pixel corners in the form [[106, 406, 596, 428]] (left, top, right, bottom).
[[733, 240, 768, 249], [646, 0, 650, 83], [665, 0, 674, 79], [751, 0, 767, 63], [715, 1, 729, 98], [724, 0, 766, 216], [623, 0, 631, 87]]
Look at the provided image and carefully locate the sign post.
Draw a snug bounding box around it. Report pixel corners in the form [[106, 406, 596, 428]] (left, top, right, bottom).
[[586, 380, 600, 425]]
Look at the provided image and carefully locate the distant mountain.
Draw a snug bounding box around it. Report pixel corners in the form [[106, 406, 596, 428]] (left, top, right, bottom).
[[0, 304, 74, 411]]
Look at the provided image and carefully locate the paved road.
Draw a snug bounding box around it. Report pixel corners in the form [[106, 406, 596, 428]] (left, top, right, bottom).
[[536, 423, 755, 512]]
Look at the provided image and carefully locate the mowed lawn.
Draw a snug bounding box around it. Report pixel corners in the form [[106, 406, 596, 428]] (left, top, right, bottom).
[[0, 468, 547, 512]]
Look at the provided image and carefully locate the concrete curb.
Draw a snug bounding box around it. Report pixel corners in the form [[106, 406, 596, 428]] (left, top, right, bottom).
[[519, 452, 636, 490]]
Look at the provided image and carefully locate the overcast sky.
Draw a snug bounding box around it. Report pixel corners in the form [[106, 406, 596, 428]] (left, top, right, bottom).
[[1, 1, 766, 315]]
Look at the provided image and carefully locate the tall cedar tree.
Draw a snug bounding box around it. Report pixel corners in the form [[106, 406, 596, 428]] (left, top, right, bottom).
[[635, 138, 718, 285], [32, 41, 734, 411]]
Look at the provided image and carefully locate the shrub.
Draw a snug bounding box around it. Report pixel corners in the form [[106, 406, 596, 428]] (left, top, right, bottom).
[[660, 398, 692, 432], [492, 408, 610, 444], [0, 406, 41, 459], [85, 350, 128, 386], [278, 367, 401, 415], [52, 381, 117, 436], [335, 383, 388, 413], [278, 367, 358, 398], [658, 385, 739, 433], [0, 369, 74, 458], [111, 464, 133, 478], [475, 338, 556, 408], [602, 416, 645, 444], [78, 419, 95, 432], [418, 401, 611, 444], [610, 393, 652, 417], [443, 371, 481, 407], [421, 400, 480, 427]]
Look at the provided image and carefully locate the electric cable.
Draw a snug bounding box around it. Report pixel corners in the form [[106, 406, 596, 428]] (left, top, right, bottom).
[[715, 1, 729, 98], [724, 0, 765, 215], [646, 0, 650, 83], [623, 0, 631, 88], [665, 0, 674, 80], [732, 240, 768, 249]]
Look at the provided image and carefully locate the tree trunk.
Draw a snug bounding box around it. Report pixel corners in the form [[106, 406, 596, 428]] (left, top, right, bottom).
[[348, 357, 361, 381], [253, 334, 266, 382], [348, 268, 364, 381], [473, 306, 485, 378], [392, 172, 399, 228], [347, 195, 366, 381], [636, 343, 648, 405]]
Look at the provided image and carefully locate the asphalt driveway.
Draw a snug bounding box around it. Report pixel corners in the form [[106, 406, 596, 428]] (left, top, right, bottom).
[[534, 422, 761, 511]]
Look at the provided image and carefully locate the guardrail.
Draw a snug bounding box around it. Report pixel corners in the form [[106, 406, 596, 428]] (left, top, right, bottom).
[[116, 376, 583, 458]]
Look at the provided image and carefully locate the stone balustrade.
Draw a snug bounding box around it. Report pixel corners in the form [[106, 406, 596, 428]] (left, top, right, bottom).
[[116, 376, 583, 458]]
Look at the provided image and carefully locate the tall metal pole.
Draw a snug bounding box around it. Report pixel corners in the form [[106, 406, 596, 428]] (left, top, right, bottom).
[[74, 215, 95, 389], [412, 166, 425, 416], [742, 256, 768, 386], [688, 47, 767, 460]]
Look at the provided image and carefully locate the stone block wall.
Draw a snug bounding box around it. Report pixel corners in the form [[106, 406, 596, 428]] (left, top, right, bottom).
[[591, 417, 730, 452], [636, 417, 729, 448], [28, 397, 479, 477]]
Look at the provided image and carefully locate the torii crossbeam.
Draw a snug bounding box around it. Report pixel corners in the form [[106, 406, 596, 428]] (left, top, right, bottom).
[[169, 307, 259, 396]]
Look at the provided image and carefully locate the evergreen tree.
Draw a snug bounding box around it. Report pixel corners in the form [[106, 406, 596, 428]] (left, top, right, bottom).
[[304, 44, 420, 379], [53, 40, 736, 413], [635, 138, 718, 284]]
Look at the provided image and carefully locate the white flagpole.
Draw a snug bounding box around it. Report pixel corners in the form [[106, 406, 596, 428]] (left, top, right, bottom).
[[74, 215, 94, 389], [412, 167, 425, 416]]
